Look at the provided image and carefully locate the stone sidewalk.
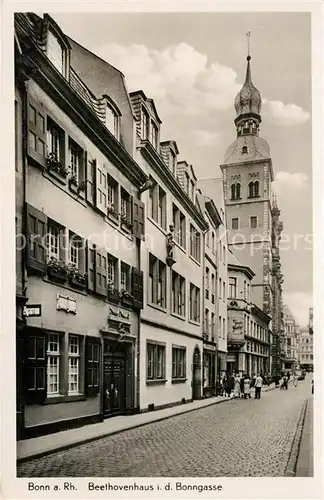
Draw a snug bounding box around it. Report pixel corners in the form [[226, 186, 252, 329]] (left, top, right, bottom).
[[17, 382, 279, 463], [295, 396, 313, 476]]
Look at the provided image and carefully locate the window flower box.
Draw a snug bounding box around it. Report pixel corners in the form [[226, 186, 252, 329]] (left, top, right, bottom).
[[107, 282, 121, 303], [68, 264, 87, 290], [47, 153, 68, 179], [120, 213, 133, 231], [107, 203, 119, 219], [120, 289, 133, 308], [47, 257, 68, 283]]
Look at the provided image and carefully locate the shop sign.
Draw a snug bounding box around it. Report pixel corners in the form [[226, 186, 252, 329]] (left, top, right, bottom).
[[22, 304, 42, 317]]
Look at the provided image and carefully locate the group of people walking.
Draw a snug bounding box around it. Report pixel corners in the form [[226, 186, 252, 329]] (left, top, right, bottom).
[[220, 373, 265, 400]]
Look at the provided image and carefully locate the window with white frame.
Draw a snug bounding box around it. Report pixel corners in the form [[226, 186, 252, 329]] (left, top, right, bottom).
[[120, 188, 131, 223], [229, 277, 237, 298], [47, 118, 63, 162], [47, 333, 60, 396], [69, 235, 80, 268], [68, 335, 80, 394], [120, 261, 130, 292], [108, 254, 118, 285], [68, 139, 83, 183], [141, 108, 149, 140], [189, 224, 201, 262], [47, 30, 64, 75], [172, 346, 186, 379], [250, 216, 258, 229], [107, 175, 118, 215], [147, 342, 165, 380], [223, 281, 226, 302], [189, 283, 200, 322], [105, 105, 119, 139], [47, 222, 60, 261], [171, 270, 185, 317], [149, 253, 166, 308]]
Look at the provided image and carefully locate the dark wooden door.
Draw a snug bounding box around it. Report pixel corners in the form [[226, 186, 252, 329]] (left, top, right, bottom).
[[103, 354, 126, 417]]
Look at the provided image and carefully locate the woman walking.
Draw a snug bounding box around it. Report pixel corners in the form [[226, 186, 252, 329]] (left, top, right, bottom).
[[233, 373, 241, 399], [243, 374, 252, 399]]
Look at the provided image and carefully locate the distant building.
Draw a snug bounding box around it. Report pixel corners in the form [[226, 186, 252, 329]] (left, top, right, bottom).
[[282, 305, 298, 371], [297, 327, 313, 371], [227, 251, 271, 376], [309, 307, 313, 335]]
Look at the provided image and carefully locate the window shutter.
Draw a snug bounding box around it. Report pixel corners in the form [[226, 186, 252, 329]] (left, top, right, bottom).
[[25, 330, 47, 405], [26, 203, 47, 274], [86, 154, 95, 205], [95, 248, 107, 297], [132, 198, 145, 240], [85, 336, 101, 397], [95, 163, 107, 215], [132, 267, 144, 310], [27, 96, 46, 168], [86, 241, 95, 292]]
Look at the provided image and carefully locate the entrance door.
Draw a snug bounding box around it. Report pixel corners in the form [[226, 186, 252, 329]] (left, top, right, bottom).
[[192, 347, 201, 400], [103, 354, 126, 417]]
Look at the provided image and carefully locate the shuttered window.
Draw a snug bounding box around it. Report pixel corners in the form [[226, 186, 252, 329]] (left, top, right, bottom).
[[132, 198, 145, 240], [95, 249, 107, 296], [26, 204, 47, 274], [26, 331, 47, 405], [95, 164, 107, 215], [27, 97, 46, 167], [85, 337, 101, 397], [131, 267, 144, 310]]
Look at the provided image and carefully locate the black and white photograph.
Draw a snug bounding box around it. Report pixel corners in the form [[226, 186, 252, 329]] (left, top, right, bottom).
[[1, 2, 322, 497]]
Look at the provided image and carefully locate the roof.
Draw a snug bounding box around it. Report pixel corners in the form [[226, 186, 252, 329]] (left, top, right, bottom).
[[227, 249, 255, 279], [223, 134, 271, 165]]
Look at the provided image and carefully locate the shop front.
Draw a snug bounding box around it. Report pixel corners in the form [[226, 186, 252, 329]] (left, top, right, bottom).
[[203, 345, 217, 397]]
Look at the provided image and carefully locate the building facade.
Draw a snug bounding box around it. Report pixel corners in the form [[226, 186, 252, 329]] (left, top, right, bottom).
[[227, 252, 271, 376], [15, 13, 147, 438], [297, 327, 314, 371], [220, 54, 283, 376], [130, 90, 209, 411], [282, 304, 298, 371]]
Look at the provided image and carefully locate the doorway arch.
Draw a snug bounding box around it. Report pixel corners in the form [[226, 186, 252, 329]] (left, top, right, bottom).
[[192, 346, 202, 400]]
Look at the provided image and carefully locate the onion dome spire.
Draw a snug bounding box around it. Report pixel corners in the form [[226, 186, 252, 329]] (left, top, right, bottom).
[[234, 32, 262, 137]]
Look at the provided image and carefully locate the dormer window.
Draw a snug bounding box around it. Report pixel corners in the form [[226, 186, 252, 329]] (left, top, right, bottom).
[[47, 30, 64, 75], [242, 146, 248, 155], [151, 122, 158, 150], [169, 151, 177, 176], [141, 108, 149, 140], [105, 105, 119, 139]]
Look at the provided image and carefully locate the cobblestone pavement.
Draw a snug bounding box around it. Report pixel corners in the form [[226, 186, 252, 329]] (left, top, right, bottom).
[[17, 379, 312, 477]]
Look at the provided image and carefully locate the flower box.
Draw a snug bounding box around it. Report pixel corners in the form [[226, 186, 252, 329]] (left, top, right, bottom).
[[47, 267, 68, 283], [121, 291, 133, 308], [68, 265, 87, 290], [108, 290, 121, 303], [47, 154, 68, 179]]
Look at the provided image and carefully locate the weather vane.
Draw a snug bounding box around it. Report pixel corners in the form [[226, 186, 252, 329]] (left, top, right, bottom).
[[246, 31, 251, 58]]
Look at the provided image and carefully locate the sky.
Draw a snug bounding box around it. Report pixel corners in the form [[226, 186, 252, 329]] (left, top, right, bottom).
[[52, 11, 312, 327]]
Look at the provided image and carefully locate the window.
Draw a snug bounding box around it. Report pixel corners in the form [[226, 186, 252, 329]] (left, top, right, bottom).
[[232, 218, 239, 230], [107, 175, 118, 216], [158, 187, 167, 230], [150, 183, 166, 230], [205, 267, 209, 299], [47, 30, 64, 75], [172, 347, 186, 379], [243, 280, 247, 300], [212, 232, 215, 254], [229, 277, 237, 298], [68, 139, 83, 184], [189, 283, 200, 322], [190, 180, 195, 201], [242, 146, 248, 155], [250, 216, 258, 229], [85, 339, 100, 396], [185, 172, 190, 196], [173, 204, 186, 248], [248, 181, 259, 198], [68, 335, 81, 394], [26, 333, 46, 404], [149, 254, 166, 308], [120, 188, 131, 224], [204, 309, 209, 333], [171, 271, 186, 317], [231, 183, 241, 200], [190, 224, 201, 262], [150, 122, 158, 149], [69, 233, 83, 270], [223, 281, 226, 301], [105, 105, 119, 139], [120, 262, 130, 292], [47, 334, 60, 396], [141, 108, 149, 140], [170, 151, 177, 175], [179, 213, 186, 248], [211, 273, 215, 303], [223, 318, 226, 338], [46, 117, 64, 164], [219, 278, 222, 300], [147, 343, 165, 380], [47, 222, 60, 261], [108, 254, 118, 284], [211, 313, 215, 336]]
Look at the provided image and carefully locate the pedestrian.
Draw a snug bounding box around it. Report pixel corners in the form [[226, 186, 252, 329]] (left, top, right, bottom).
[[225, 374, 233, 397], [250, 373, 256, 390], [243, 374, 252, 399], [221, 375, 227, 396], [281, 374, 288, 390], [287, 371, 291, 382], [254, 373, 263, 399], [233, 373, 241, 399], [240, 375, 245, 398]]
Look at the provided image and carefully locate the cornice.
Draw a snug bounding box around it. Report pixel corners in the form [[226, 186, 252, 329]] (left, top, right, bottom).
[[18, 42, 148, 189], [140, 142, 209, 230], [227, 263, 255, 280]]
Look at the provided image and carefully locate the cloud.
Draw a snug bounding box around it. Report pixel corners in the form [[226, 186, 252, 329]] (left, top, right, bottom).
[[191, 129, 221, 147], [96, 42, 310, 127], [274, 171, 309, 193], [283, 292, 312, 327], [263, 99, 310, 126]]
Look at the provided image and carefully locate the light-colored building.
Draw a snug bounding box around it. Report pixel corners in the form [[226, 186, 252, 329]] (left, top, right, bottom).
[[130, 90, 208, 411], [220, 53, 284, 376], [297, 327, 314, 371], [197, 178, 228, 381], [15, 13, 147, 438], [282, 304, 298, 371], [227, 251, 271, 376]]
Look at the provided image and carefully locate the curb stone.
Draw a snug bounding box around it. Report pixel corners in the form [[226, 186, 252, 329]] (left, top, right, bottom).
[[284, 399, 308, 477]]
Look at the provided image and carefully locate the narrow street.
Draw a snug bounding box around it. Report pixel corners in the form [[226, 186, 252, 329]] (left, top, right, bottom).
[[17, 377, 312, 478]]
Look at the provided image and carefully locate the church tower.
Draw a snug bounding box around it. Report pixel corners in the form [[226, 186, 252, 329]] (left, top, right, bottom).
[[220, 47, 274, 315]]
